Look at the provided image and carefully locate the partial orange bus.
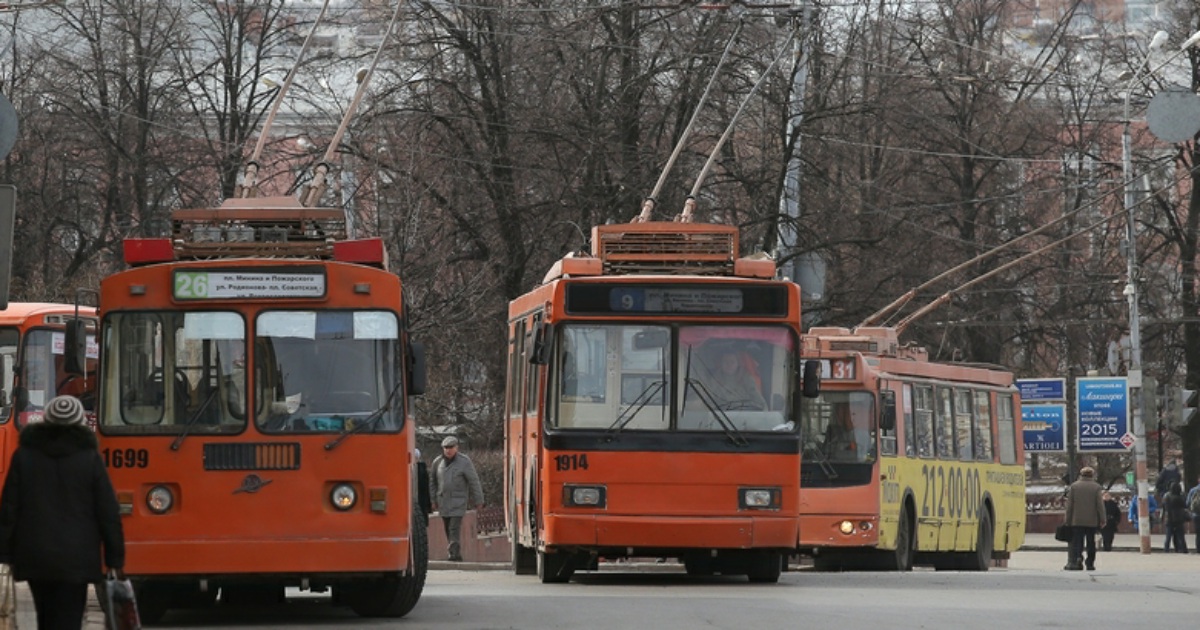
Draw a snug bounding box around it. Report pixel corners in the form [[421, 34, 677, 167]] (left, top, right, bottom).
[[80, 199, 428, 621], [798, 326, 1025, 570], [0, 303, 98, 468], [506, 222, 820, 583]]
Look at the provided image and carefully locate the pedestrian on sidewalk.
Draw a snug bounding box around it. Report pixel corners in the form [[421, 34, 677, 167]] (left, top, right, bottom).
[[431, 436, 483, 562], [0, 395, 125, 630], [1127, 488, 1157, 529], [1100, 492, 1121, 552], [1063, 466, 1105, 571], [1161, 481, 1189, 553], [1155, 460, 1181, 503]]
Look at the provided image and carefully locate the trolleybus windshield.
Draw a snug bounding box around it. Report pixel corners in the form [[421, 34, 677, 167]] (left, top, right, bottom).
[[11, 327, 100, 421], [255, 310, 402, 434], [101, 311, 246, 433], [553, 323, 796, 433], [800, 391, 877, 465]]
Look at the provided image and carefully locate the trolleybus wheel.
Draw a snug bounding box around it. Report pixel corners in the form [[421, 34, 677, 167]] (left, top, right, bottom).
[[683, 552, 715, 576], [132, 580, 171, 626], [746, 551, 783, 583], [347, 505, 428, 617], [812, 550, 842, 572], [963, 511, 993, 572], [536, 549, 574, 584], [890, 509, 915, 572]]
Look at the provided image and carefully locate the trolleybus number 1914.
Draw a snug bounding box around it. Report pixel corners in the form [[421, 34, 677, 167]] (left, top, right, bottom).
[[553, 453, 589, 471], [920, 464, 981, 520]]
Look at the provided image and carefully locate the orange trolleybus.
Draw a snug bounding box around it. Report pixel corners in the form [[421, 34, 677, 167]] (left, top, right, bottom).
[[76, 199, 428, 621], [0, 303, 98, 463], [797, 326, 1025, 571], [506, 221, 820, 583]]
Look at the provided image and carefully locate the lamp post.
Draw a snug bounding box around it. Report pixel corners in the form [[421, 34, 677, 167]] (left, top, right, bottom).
[[1121, 29, 1200, 554]]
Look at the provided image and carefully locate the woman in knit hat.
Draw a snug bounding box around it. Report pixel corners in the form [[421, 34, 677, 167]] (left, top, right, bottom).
[[0, 395, 125, 629]]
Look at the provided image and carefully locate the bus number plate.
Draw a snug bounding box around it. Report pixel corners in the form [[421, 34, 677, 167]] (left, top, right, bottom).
[[553, 453, 589, 471], [102, 448, 149, 469]]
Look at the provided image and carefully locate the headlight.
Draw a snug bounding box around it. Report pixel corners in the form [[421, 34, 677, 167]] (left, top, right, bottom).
[[146, 485, 174, 514], [562, 485, 606, 508], [839, 520, 855, 535], [739, 487, 781, 510], [330, 483, 357, 511]]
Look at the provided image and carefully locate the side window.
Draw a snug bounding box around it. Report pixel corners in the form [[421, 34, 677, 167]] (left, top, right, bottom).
[[880, 388, 897, 456], [935, 386, 955, 459], [974, 390, 993, 461], [997, 394, 1017, 465], [954, 388, 974, 461], [903, 383, 916, 457], [914, 384, 934, 458]]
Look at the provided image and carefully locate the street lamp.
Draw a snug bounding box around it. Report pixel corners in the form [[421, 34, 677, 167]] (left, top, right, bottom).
[[1121, 28, 1200, 555]]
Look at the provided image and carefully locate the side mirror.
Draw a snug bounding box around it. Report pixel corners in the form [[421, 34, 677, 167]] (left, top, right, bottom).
[[407, 341, 427, 396], [802, 359, 821, 399], [880, 389, 897, 432], [64, 319, 88, 375]]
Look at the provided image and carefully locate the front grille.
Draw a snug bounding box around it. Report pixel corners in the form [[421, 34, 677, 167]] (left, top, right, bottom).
[[204, 443, 301, 471]]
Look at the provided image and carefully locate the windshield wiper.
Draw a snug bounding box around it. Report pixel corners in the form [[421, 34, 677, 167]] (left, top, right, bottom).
[[170, 387, 220, 451], [803, 437, 838, 479], [685, 378, 748, 446], [604, 381, 665, 440], [324, 381, 404, 451]]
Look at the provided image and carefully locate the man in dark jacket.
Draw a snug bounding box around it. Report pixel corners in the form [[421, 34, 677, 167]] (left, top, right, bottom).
[[0, 395, 125, 629], [1063, 466, 1105, 571]]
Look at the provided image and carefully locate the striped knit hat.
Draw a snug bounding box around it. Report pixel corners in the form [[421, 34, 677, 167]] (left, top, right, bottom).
[[44, 395, 85, 426]]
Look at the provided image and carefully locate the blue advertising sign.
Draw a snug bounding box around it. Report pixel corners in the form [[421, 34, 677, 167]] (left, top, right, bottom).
[[1022, 404, 1066, 452], [1076, 377, 1132, 452], [1017, 378, 1066, 402]]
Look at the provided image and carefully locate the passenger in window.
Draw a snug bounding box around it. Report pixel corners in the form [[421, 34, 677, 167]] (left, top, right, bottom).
[[696, 348, 765, 410]]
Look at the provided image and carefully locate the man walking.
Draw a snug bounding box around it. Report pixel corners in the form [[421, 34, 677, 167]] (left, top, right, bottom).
[[430, 436, 484, 562], [1063, 466, 1105, 571]]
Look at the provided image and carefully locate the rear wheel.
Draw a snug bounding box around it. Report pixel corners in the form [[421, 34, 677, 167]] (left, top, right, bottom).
[[347, 506, 428, 617], [683, 552, 715, 576], [962, 512, 993, 572], [537, 549, 574, 584], [812, 550, 843, 572]]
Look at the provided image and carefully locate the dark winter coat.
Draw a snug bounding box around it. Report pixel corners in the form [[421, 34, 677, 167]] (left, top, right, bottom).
[[0, 422, 124, 582], [1102, 499, 1121, 532], [1064, 478, 1105, 529], [1162, 490, 1190, 527]]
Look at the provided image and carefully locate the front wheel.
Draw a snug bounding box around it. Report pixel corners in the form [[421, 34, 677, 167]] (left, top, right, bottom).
[[347, 505, 428, 617], [888, 509, 915, 572], [537, 549, 574, 584], [962, 512, 993, 572], [746, 551, 783, 583]]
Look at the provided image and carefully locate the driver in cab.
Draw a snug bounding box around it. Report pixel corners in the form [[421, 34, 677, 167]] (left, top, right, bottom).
[[696, 347, 765, 410]]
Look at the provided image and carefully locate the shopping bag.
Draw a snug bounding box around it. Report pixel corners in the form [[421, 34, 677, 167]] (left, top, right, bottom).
[[103, 573, 141, 630], [0, 563, 15, 630], [1054, 523, 1072, 542]]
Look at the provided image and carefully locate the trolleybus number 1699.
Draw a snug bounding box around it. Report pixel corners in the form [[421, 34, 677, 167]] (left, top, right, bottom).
[[920, 464, 981, 520], [102, 448, 150, 469], [553, 453, 589, 471]]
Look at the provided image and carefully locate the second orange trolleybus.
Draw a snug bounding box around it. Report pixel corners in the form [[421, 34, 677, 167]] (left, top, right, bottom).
[[506, 222, 819, 583]]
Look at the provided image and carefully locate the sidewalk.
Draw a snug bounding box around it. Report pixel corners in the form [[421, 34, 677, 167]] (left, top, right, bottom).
[[1021, 531, 1197, 552]]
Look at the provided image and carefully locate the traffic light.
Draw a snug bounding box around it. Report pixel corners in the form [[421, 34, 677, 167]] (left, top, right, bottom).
[[1179, 388, 1198, 428]]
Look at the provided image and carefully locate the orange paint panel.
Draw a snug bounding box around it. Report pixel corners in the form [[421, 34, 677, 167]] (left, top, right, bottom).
[[127, 537, 410, 575], [547, 514, 795, 549]]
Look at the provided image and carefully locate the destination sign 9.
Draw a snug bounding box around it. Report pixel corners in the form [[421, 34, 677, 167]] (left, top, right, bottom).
[[174, 270, 326, 300], [565, 284, 788, 316]]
